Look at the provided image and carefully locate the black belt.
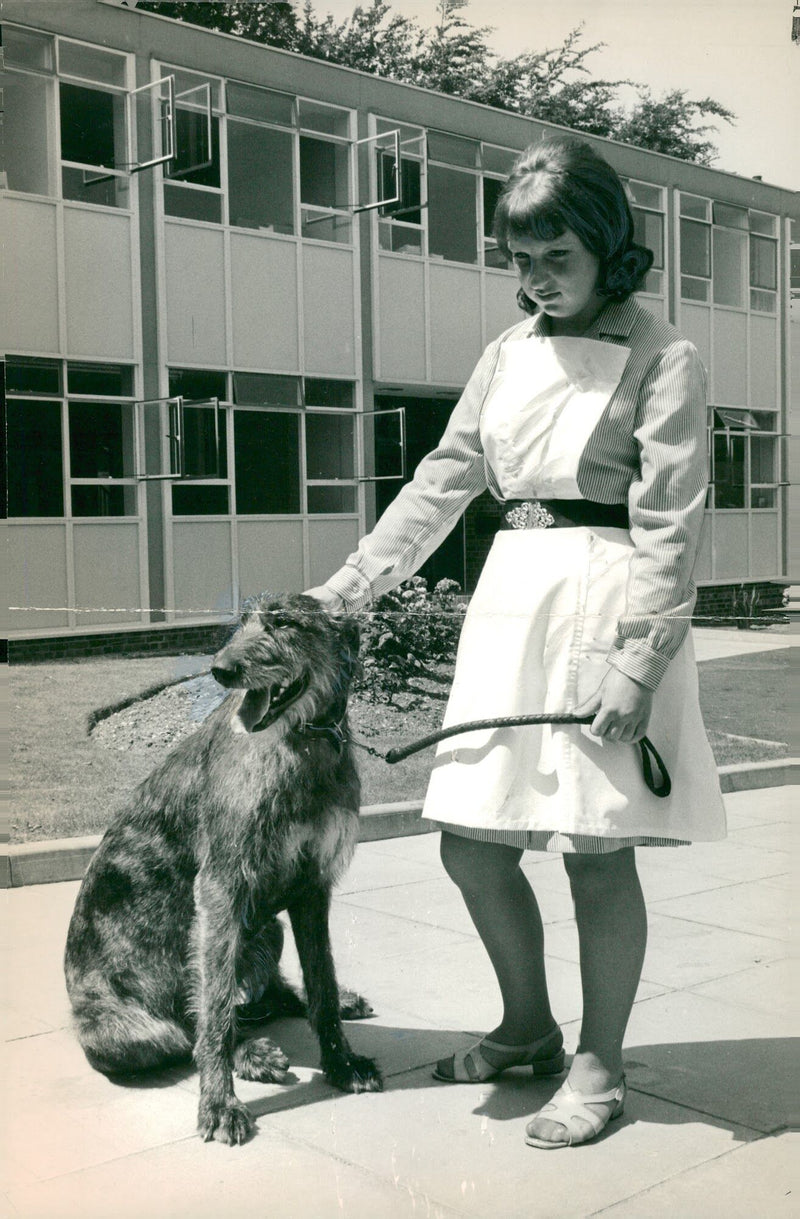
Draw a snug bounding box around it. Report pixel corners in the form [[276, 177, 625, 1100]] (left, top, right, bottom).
[[499, 499, 629, 531]]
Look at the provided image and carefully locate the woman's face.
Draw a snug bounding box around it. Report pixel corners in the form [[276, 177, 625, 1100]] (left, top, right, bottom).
[[508, 227, 603, 333]]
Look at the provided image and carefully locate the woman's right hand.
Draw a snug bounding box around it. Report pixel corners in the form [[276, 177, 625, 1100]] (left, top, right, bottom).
[[303, 585, 346, 614]]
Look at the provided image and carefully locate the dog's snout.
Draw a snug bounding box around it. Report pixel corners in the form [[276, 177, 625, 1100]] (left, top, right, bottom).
[[212, 661, 243, 688]]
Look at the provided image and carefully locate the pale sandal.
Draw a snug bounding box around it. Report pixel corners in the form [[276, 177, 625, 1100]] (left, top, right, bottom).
[[524, 1076, 626, 1148], [433, 1026, 564, 1083]]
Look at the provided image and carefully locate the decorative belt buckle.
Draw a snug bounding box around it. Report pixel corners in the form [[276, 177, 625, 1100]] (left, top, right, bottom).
[[504, 500, 556, 530]]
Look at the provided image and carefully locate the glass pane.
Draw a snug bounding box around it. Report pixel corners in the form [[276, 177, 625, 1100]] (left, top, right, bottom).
[[751, 412, 777, 431], [305, 413, 354, 478], [304, 379, 354, 408], [632, 208, 664, 268], [379, 153, 421, 222], [376, 118, 424, 145], [481, 145, 517, 175], [167, 110, 220, 187], [483, 175, 504, 239], [58, 40, 126, 87], [378, 221, 422, 255], [750, 435, 776, 484], [750, 288, 777, 313], [681, 276, 710, 302], [484, 243, 510, 269], [182, 405, 226, 478], [4, 25, 54, 72], [750, 236, 777, 290], [68, 363, 133, 396], [162, 68, 222, 112], [169, 368, 228, 400], [171, 484, 229, 515], [298, 99, 349, 137], [163, 184, 222, 223], [713, 433, 745, 508], [428, 164, 478, 264], [233, 373, 301, 405], [680, 193, 709, 220], [3, 70, 53, 195], [680, 218, 710, 277], [7, 400, 64, 516], [751, 488, 776, 508], [712, 227, 745, 307], [712, 201, 748, 230], [228, 121, 294, 233], [71, 485, 137, 516], [791, 246, 800, 293], [300, 209, 351, 243], [307, 485, 356, 513], [643, 268, 663, 295], [62, 166, 130, 208], [60, 82, 125, 168], [627, 180, 663, 210], [428, 130, 479, 167], [69, 402, 136, 478], [300, 136, 349, 208], [226, 81, 293, 126], [6, 358, 61, 395], [234, 411, 300, 513], [749, 210, 777, 236]]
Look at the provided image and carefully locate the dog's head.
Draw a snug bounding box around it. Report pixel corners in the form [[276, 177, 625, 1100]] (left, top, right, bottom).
[[211, 592, 359, 735]]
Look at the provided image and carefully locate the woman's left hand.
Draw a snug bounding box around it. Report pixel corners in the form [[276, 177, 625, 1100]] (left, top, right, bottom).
[[573, 668, 653, 743]]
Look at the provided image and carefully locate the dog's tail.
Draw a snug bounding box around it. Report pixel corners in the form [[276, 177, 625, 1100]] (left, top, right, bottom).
[[69, 981, 192, 1075]]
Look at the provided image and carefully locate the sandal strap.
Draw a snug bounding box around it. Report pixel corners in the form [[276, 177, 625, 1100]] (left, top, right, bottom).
[[538, 1079, 626, 1139]]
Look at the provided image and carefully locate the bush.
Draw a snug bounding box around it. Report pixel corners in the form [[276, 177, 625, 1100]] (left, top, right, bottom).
[[355, 576, 466, 703]]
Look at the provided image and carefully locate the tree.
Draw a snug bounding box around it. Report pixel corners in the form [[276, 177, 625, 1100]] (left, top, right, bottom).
[[137, 1, 735, 164]]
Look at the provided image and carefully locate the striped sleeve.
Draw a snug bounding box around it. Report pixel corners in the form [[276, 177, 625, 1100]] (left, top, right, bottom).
[[323, 336, 504, 610], [608, 339, 708, 689]]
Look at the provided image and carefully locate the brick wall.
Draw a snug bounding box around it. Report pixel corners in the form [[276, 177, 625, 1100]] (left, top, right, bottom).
[[8, 622, 232, 664]]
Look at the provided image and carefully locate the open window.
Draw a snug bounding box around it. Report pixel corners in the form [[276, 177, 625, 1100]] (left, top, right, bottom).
[[137, 397, 222, 480], [358, 407, 406, 482]]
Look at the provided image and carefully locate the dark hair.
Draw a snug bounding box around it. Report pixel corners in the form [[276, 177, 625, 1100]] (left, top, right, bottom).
[[493, 138, 654, 313]]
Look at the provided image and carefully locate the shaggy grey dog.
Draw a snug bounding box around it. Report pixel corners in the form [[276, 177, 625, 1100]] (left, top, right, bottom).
[[64, 593, 382, 1145]]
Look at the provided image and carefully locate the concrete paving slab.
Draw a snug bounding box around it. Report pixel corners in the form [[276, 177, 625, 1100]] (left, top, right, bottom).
[[688, 958, 796, 1019], [594, 1131, 798, 1218], [691, 628, 793, 662], [622, 990, 795, 1133], [728, 819, 795, 854], [650, 877, 791, 941], [1, 1004, 55, 1043], [335, 845, 445, 896], [268, 1066, 760, 1219]]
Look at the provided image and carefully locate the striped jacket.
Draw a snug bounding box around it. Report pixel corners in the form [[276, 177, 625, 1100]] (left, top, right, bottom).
[[325, 295, 708, 690]]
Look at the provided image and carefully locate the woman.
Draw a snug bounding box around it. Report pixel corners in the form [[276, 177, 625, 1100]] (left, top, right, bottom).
[[307, 137, 726, 1149]]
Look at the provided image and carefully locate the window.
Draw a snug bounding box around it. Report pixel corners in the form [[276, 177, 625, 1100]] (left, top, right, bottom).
[[6, 357, 138, 518], [749, 211, 778, 313], [58, 40, 130, 208], [682, 194, 781, 313], [162, 72, 222, 223], [227, 122, 293, 233], [680, 195, 711, 301], [627, 181, 665, 296], [374, 120, 425, 255], [427, 130, 479, 265], [234, 411, 301, 514], [482, 176, 507, 268], [710, 408, 779, 510], [791, 220, 800, 319], [2, 68, 55, 195]]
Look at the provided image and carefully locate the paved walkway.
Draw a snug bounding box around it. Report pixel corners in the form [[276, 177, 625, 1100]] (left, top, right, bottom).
[[2, 785, 795, 1218]]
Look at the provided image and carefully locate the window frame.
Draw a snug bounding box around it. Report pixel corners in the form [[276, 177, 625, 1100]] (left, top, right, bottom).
[[625, 179, 667, 299], [708, 406, 781, 512]]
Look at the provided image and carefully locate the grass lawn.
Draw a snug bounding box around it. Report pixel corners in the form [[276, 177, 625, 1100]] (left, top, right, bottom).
[[7, 643, 791, 844]]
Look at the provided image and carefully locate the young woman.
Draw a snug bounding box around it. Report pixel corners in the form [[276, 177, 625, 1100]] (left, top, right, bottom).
[[307, 137, 726, 1149]]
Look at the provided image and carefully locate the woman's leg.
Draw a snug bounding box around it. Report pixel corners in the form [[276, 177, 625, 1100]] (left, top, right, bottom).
[[526, 846, 647, 1143], [439, 831, 556, 1047]]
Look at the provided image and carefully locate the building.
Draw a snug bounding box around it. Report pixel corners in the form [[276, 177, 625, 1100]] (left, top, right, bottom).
[[3, 0, 798, 653]]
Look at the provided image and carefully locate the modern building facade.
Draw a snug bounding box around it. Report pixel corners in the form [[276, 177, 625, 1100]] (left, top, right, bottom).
[[3, 0, 798, 643]]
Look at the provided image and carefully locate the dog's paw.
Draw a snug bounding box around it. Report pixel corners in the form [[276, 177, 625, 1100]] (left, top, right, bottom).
[[197, 1096, 254, 1145], [338, 989, 374, 1020], [234, 1037, 290, 1083], [325, 1053, 383, 1094]]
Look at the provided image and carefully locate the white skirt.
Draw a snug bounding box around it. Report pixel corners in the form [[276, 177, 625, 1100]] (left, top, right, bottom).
[[423, 527, 727, 847]]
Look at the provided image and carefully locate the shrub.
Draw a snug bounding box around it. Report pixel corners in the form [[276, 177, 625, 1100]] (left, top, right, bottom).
[[355, 576, 465, 703]]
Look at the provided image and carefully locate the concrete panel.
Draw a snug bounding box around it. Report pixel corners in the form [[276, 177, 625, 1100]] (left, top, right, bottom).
[[484, 270, 523, 343], [679, 303, 711, 379], [172, 520, 234, 615], [712, 309, 747, 406], [376, 256, 426, 382], [0, 196, 60, 352], [73, 523, 142, 625], [712, 512, 748, 579], [428, 263, 482, 385], [308, 517, 360, 587], [750, 513, 780, 578], [164, 222, 227, 365], [694, 513, 713, 582], [302, 245, 355, 375], [64, 207, 134, 359], [237, 519, 304, 598], [230, 234, 299, 370], [6, 524, 69, 631], [749, 313, 778, 407]]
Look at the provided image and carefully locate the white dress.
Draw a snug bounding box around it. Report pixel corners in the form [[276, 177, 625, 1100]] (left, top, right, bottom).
[[422, 334, 727, 850]]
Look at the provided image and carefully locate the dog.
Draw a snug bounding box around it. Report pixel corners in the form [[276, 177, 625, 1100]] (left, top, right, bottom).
[[64, 592, 382, 1145]]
